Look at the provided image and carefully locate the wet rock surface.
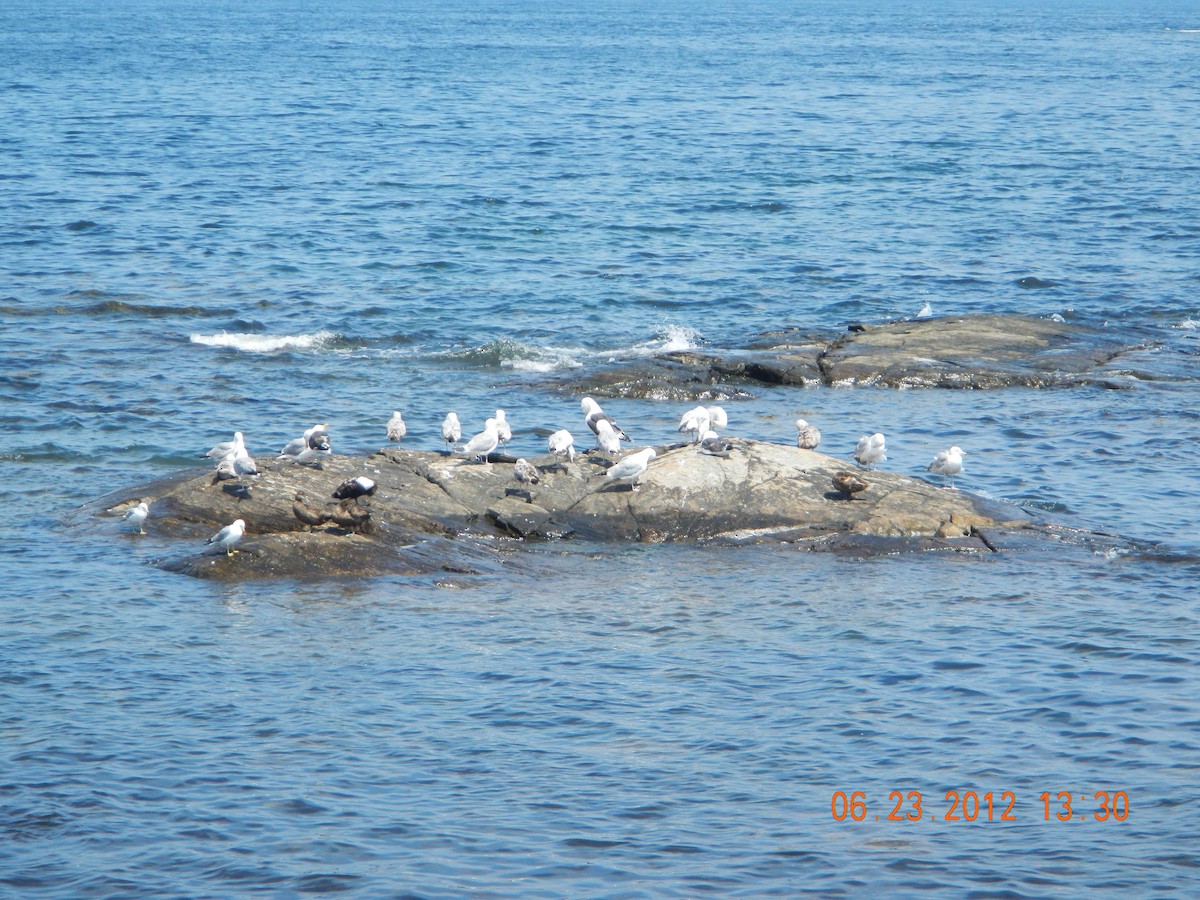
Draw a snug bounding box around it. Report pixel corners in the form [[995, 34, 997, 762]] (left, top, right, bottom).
[[89, 438, 1127, 581]]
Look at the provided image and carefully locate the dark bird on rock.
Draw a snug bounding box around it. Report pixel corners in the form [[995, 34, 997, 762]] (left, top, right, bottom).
[[292, 493, 330, 529], [332, 476, 377, 502], [832, 470, 870, 500], [330, 498, 372, 533]]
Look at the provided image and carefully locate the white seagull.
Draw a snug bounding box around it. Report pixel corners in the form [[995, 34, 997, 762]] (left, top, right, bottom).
[[215, 446, 260, 482], [441, 412, 462, 451], [386, 411, 407, 443], [202, 431, 244, 460], [123, 501, 149, 534], [459, 418, 500, 463], [706, 406, 728, 430], [603, 448, 656, 491], [207, 518, 246, 556], [581, 397, 630, 441], [916, 300, 933, 319], [677, 406, 711, 444], [594, 418, 622, 455], [494, 409, 512, 445], [280, 423, 329, 458], [548, 429, 575, 464], [795, 418, 821, 450], [927, 446, 966, 488], [855, 433, 887, 469]]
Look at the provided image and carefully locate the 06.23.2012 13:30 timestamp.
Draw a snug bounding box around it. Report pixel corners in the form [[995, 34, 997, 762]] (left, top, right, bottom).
[[831, 790, 1130, 823]]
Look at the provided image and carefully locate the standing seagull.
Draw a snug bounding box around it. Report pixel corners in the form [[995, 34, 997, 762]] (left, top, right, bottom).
[[602, 447, 656, 491], [207, 518, 246, 556], [594, 419, 622, 455], [459, 418, 501, 463], [386, 411, 407, 444], [854, 433, 887, 469], [123, 501, 149, 534], [915, 300, 933, 319], [706, 406, 728, 430], [494, 409, 512, 445], [677, 406, 711, 444], [795, 418, 822, 450], [548, 429, 575, 464], [581, 397, 630, 442], [441, 412, 462, 452], [927, 446, 966, 488]]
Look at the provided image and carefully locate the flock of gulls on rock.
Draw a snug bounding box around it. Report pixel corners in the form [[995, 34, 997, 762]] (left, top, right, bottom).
[[122, 395, 968, 556]]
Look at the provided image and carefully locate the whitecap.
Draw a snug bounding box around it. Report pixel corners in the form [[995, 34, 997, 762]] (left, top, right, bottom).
[[626, 323, 701, 356], [504, 351, 583, 373], [189, 330, 338, 353], [434, 339, 583, 372]]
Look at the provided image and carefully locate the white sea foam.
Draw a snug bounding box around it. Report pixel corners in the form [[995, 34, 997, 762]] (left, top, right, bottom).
[[189, 331, 338, 353], [503, 349, 583, 373], [627, 323, 701, 357]]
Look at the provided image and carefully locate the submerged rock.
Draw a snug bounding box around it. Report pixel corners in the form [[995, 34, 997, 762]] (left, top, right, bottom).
[[558, 313, 1150, 397], [88, 438, 1125, 581]]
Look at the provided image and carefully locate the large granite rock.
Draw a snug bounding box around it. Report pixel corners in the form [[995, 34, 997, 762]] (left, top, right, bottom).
[[561, 314, 1150, 398], [91, 439, 1124, 581]]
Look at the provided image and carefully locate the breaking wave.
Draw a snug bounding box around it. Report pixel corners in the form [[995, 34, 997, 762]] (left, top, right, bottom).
[[189, 331, 340, 353]]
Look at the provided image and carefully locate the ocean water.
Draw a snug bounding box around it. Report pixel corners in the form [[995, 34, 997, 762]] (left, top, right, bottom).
[[3, 0, 1200, 895]]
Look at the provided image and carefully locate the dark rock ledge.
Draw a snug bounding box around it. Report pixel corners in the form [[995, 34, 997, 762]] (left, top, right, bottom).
[[558, 314, 1153, 400], [90, 439, 1130, 581]]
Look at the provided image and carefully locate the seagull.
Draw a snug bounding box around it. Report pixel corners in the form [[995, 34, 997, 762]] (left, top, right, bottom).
[[494, 409, 512, 445], [706, 406, 728, 430], [916, 300, 933, 319], [699, 430, 730, 455], [332, 476, 377, 503], [459, 418, 500, 463], [232, 449, 259, 478], [677, 406, 711, 444], [386, 411, 407, 443], [855, 433, 887, 469], [441, 412, 462, 451], [832, 470, 870, 500], [292, 493, 330, 529], [594, 418, 623, 455], [293, 428, 332, 463], [795, 418, 821, 450], [927, 446, 966, 488], [280, 423, 329, 458], [548, 429, 575, 464], [514, 458, 540, 486], [202, 431, 244, 460], [581, 397, 630, 441], [213, 447, 259, 483], [207, 518, 246, 556], [602, 447, 656, 491], [123, 501, 149, 534]]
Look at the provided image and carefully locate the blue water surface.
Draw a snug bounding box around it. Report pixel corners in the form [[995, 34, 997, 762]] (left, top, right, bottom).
[[2, 0, 1199, 895]]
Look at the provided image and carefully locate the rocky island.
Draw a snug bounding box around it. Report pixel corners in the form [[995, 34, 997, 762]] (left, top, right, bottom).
[[89, 314, 1148, 580]]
